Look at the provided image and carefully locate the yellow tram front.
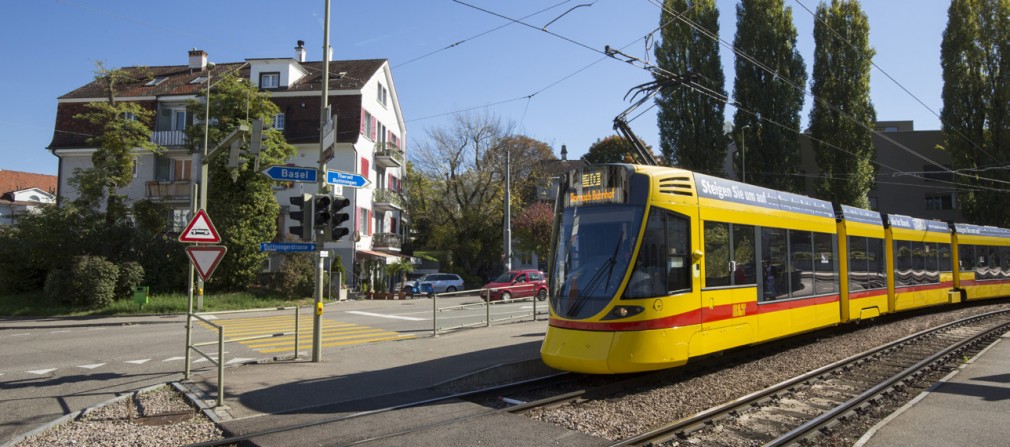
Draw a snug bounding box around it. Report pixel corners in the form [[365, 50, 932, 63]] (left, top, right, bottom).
[[541, 165, 842, 374]]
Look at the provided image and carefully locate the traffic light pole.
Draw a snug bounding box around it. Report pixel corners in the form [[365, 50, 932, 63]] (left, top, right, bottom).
[[313, 0, 332, 363]]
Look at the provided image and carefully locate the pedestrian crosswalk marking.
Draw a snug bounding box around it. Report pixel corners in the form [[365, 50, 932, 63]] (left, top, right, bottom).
[[196, 316, 414, 352]]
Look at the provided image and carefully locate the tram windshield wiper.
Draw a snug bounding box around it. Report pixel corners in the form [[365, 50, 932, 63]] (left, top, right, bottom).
[[567, 231, 624, 318]]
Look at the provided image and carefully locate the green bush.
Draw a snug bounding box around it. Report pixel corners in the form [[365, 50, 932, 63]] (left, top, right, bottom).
[[68, 256, 120, 308], [43, 268, 73, 304], [116, 261, 145, 300], [273, 253, 315, 299]]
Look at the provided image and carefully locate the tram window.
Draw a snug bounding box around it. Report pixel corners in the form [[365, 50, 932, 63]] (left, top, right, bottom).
[[911, 242, 926, 285], [894, 240, 913, 288], [704, 222, 730, 287], [1002, 247, 1010, 279], [924, 243, 939, 284], [789, 231, 814, 298], [976, 246, 990, 280], [814, 232, 837, 294], [989, 246, 1002, 279], [867, 238, 886, 289], [733, 224, 757, 286], [959, 245, 974, 273], [760, 228, 788, 301], [848, 236, 869, 291], [939, 244, 952, 273], [624, 209, 691, 298]]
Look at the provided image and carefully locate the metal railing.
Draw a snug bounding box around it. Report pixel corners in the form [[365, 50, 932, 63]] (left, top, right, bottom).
[[372, 232, 402, 250], [374, 142, 405, 164], [372, 189, 404, 208], [147, 180, 192, 200], [416, 285, 548, 335], [184, 306, 301, 407], [152, 130, 187, 146]]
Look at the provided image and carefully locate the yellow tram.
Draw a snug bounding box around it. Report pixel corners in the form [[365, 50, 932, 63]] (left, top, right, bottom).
[[541, 164, 1010, 374]]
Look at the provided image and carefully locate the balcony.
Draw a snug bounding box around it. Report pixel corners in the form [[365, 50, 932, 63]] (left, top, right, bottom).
[[146, 180, 192, 202], [151, 130, 188, 147], [374, 142, 404, 169], [372, 232, 402, 252], [372, 189, 403, 213]]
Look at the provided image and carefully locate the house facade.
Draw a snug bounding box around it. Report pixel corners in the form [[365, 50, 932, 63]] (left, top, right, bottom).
[[0, 170, 57, 226], [48, 45, 408, 284]]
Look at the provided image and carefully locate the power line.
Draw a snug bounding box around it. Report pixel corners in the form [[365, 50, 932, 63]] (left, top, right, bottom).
[[646, 0, 1010, 189], [791, 0, 996, 165]]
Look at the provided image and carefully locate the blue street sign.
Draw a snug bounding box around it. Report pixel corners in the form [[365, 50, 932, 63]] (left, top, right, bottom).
[[259, 242, 318, 253], [261, 165, 318, 183], [326, 170, 371, 188]]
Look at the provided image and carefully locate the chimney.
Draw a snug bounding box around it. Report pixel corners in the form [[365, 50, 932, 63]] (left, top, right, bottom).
[[561, 144, 568, 161], [188, 48, 207, 71], [295, 40, 306, 62]]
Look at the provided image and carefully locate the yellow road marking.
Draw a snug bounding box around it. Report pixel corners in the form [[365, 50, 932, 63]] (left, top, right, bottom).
[[196, 316, 412, 352]]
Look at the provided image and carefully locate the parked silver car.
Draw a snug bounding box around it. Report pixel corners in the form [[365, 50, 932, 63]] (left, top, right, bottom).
[[412, 273, 464, 295]]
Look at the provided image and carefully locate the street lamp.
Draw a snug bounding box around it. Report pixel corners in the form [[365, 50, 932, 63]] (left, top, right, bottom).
[[740, 124, 750, 183]]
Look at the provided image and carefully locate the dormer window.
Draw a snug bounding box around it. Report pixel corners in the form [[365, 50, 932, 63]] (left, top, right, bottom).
[[260, 72, 280, 89], [145, 77, 168, 86]]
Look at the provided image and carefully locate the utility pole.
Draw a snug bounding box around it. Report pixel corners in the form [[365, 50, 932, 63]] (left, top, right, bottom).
[[313, 0, 332, 363], [504, 148, 511, 272]]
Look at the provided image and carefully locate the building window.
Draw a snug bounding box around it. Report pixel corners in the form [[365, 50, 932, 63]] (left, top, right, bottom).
[[260, 72, 280, 89], [926, 192, 956, 210], [189, 76, 208, 84], [145, 77, 168, 86], [173, 110, 188, 131], [273, 113, 285, 130], [377, 122, 387, 146], [123, 111, 137, 121], [377, 83, 388, 107]]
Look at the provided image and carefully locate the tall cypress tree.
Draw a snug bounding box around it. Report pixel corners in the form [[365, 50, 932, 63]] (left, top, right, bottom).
[[809, 0, 877, 208], [941, 0, 1010, 226], [731, 0, 807, 192], [654, 0, 729, 174]]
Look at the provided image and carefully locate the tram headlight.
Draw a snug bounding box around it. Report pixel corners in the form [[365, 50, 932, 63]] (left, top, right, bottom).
[[602, 305, 645, 320]]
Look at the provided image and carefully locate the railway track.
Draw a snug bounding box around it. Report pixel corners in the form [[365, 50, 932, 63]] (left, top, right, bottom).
[[607, 309, 1010, 447]]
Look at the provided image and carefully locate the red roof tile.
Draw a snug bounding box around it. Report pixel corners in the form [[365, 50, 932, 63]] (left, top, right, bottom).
[[0, 170, 58, 195]]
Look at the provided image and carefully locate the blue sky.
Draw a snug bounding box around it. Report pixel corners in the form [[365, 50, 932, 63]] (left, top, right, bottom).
[[1, 0, 950, 176]]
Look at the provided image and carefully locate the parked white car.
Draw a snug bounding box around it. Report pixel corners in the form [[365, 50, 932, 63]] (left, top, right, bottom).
[[411, 273, 464, 295]]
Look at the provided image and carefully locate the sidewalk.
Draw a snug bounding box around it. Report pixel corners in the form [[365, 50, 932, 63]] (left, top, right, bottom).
[[179, 313, 554, 435], [856, 331, 1010, 447]]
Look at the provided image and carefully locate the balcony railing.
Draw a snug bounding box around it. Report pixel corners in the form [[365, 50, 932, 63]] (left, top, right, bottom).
[[372, 189, 403, 212], [372, 232, 402, 251], [151, 130, 188, 147], [374, 142, 404, 168], [146, 180, 192, 201]]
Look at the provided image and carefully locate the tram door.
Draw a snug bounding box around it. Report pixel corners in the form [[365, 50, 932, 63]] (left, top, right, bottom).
[[699, 221, 758, 347]]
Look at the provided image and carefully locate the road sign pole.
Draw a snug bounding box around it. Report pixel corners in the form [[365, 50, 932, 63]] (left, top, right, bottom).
[[312, 0, 332, 363]]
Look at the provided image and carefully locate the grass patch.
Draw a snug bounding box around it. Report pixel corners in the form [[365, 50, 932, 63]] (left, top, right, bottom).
[[0, 291, 317, 317]]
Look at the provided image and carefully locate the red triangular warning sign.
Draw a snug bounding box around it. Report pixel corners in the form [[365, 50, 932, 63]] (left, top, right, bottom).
[[186, 245, 227, 281], [179, 209, 221, 243]]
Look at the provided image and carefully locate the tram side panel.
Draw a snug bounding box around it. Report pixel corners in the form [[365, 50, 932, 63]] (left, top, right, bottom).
[[884, 215, 954, 313], [836, 205, 889, 323], [952, 224, 1010, 301]]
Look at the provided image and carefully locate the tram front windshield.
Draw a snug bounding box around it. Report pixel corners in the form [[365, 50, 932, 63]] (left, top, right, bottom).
[[551, 204, 644, 319]]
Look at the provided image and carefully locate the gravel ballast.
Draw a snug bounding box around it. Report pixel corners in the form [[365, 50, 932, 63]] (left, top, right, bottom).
[[14, 384, 224, 447]]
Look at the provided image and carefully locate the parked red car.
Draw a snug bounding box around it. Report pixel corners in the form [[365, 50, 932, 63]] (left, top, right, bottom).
[[481, 269, 548, 301]]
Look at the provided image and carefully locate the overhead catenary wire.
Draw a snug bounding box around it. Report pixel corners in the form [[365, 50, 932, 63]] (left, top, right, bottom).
[[791, 0, 997, 165], [645, 0, 1010, 189]]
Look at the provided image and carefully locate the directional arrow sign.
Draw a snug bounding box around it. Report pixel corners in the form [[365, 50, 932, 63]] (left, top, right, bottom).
[[261, 165, 318, 183], [186, 245, 227, 281], [179, 209, 221, 244], [326, 170, 371, 188]]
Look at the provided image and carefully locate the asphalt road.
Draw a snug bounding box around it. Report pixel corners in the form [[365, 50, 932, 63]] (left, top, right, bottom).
[[0, 296, 548, 444]]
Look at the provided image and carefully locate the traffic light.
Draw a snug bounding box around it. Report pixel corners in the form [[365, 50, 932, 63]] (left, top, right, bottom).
[[312, 194, 333, 242], [330, 197, 351, 241], [288, 193, 313, 241]]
